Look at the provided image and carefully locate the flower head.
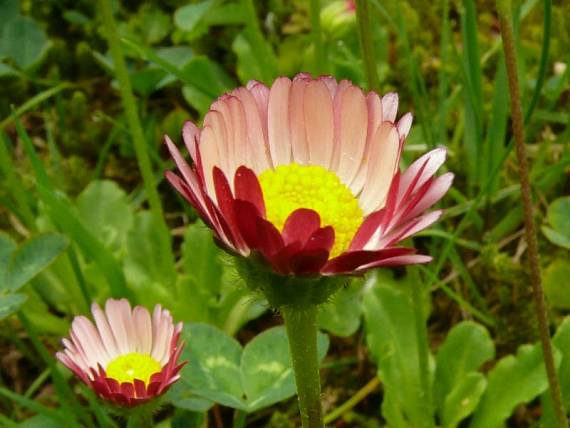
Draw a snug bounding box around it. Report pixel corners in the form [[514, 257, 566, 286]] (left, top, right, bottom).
[[56, 299, 184, 407], [166, 74, 452, 279]]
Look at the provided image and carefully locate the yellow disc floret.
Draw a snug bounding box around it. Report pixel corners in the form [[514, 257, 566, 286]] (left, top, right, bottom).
[[258, 163, 363, 258], [106, 353, 161, 385]]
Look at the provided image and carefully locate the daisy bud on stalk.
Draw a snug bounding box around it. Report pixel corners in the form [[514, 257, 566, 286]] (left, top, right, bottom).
[[56, 299, 185, 425], [165, 73, 452, 427]]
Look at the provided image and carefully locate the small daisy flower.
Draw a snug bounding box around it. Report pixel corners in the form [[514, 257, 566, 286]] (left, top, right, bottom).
[[165, 74, 452, 281], [56, 299, 184, 407]]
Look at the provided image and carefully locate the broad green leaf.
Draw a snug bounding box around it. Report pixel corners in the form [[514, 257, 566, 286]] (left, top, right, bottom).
[[77, 180, 134, 252], [0, 16, 49, 69], [0, 0, 19, 27], [541, 317, 570, 427], [362, 271, 431, 427], [470, 343, 559, 428], [0, 232, 16, 282], [317, 280, 362, 337], [232, 28, 278, 84], [442, 372, 486, 428], [241, 326, 329, 412], [0, 293, 26, 319], [435, 321, 495, 415], [179, 323, 245, 409], [543, 259, 570, 309], [174, 0, 214, 34], [166, 382, 213, 412], [4, 233, 68, 292], [182, 222, 223, 295], [542, 197, 570, 249], [179, 323, 329, 412]]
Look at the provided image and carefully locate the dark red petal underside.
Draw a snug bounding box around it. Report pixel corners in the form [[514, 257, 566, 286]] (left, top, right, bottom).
[[304, 226, 335, 253], [289, 249, 330, 275], [233, 200, 262, 248], [323, 247, 416, 274], [255, 217, 285, 259], [349, 209, 385, 250], [282, 208, 321, 246], [234, 166, 266, 217]]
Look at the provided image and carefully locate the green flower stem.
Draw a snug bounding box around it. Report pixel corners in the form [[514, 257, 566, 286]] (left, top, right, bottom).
[[496, 0, 568, 427], [410, 277, 434, 428], [355, 0, 380, 93], [99, 0, 173, 275], [282, 305, 324, 428]]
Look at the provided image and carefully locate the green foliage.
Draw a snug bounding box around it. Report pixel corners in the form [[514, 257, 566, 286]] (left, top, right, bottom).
[[175, 323, 329, 413], [542, 196, 570, 249], [362, 270, 430, 427], [0, 233, 67, 319]]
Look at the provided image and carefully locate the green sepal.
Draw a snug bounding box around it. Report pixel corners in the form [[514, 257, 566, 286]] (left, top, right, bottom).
[[235, 256, 348, 309]]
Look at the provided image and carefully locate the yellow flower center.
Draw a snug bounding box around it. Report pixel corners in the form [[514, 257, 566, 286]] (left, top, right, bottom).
[[106, 353, 161, 385], [258, 163, 363, 258]]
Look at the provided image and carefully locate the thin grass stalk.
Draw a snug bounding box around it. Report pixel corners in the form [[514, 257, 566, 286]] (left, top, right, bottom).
[[98, 0, 173, 272], [355, 0, 380, 93], [309, 0, 327, 75], [410, 271, 435, 428], [496, 0, 568, 426]]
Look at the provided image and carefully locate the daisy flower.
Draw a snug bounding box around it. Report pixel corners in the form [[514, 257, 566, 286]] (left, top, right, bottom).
[[165, 73, 452, 278], [56, 299, 184, 407]]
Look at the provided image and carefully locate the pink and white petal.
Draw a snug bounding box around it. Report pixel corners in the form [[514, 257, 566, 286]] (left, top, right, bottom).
[[304, 79, 335, 169], [318, 75, 339, 96], [396, 112, 413, 140], [151, 305, 168, 363], [398, 173, 453, 224], [198, 126, 222, 198], [203, 109, 230, 176], [71, 316, 110, 367], [282, 208, 321, 246], [267, 77, 293, 166], [350, 92, 383, 194], [182, 121, 200, 163], [333, 85, 368, 185], [289, 78, 309, 164], [398, 147, 447, 202], [358, 122, 400, 214], [91, 302, 120, 359], [104, 299, 132, 355], [133, 306, 153, 355], [225, 96, 250, 180], [379, 210, 442, 248], [381, 92, 398, 122], [232, 88, 271, 173], [246, 81, 270, 144]]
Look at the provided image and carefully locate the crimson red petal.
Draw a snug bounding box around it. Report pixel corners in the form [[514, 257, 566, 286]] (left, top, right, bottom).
[[349, 209, 385, 250], [289, 249, 330, 275], [255, 217, 285, 259], [234, 166, 266, 217], [234, 200, 263, 248], [323, 247, 416, 274], [304, 226, 335, 253], [282, 208, 321, 246]]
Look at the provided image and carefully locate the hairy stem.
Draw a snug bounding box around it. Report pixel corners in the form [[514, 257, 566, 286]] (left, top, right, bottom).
[[496, 0, 568, 426], [282, 305, 324, 428]]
